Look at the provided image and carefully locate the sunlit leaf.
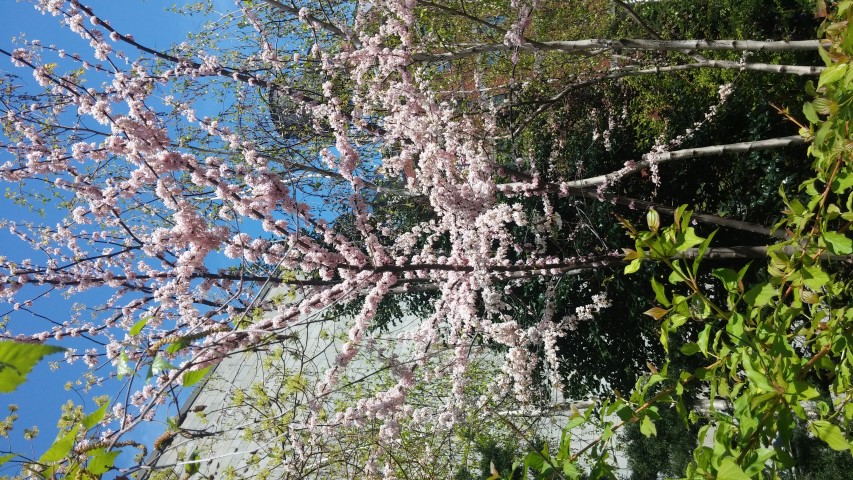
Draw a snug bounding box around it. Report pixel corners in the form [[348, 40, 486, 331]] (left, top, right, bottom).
[[824, 232, 852, 255], [83, 403, 109, 430], [803, 101, 819, 124], [802, 265, 830, 290], [116, 351, 135, 380], [87, 448, 120, 475], [650, 276, 670, 307], [182, 366, 211, 387], [639, 415, 656, 437], [811, 420, 850, 451], [0, 341, 64, 393], [151, 356, 176, 377], [744, 282, 776, 307], [717, 458, 750, 480], [624, 258, 642, 274], [129, 317, 149, 336], [40, 425, 80, 463]]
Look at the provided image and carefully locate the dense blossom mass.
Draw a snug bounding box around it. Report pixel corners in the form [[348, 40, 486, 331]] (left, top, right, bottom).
[[0, 0, 836, 478]]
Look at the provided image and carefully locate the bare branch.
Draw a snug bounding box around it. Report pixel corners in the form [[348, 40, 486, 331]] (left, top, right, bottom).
[[257, 0, 350, 40]]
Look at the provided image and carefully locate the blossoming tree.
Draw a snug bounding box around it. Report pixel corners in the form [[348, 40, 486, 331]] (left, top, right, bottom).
[[0, 0, 845, 478]]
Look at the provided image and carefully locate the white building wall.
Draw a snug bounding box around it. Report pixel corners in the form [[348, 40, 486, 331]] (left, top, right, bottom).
[[142, 285, 629, 479]]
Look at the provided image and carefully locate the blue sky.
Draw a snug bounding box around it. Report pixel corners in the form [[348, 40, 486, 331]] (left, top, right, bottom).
[[1, 1, 236, 475]]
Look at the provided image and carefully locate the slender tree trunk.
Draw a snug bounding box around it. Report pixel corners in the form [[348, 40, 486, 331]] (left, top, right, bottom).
[[495, 136, 805, 191], [413, 39, 820, 62], [566, 187, 787, 239], [560, 135, 806, 188], [640, 60, 823, 76]]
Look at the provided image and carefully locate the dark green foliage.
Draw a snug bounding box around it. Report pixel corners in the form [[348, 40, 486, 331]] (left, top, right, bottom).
[[488, 0, 820, 401], [322, 290, 439, 332], [502, 269, 665, 399], [623, 415, 853, 480], [454, 437, 524, 480], [623, 0, 815, 41], [622, 405, 699, 480], [780, 422, 853, 479]]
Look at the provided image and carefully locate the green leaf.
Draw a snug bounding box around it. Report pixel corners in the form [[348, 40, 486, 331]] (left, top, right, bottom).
[[743, 355, 775, 393], [83, 403, 109, 430], [624, 258, 642, 274], [40, 425, 80, 463], [601, 424, 613, 443], [815, 119, 834, 147], [182, 366, 211, 387], [818, 63, 848, 88], [726, 313, 745, 339], [562, 461, 581, 480], [166, 416, 179, 431], [87, 448, 120, 475], [0, 341, 64, 393], [639, 415, 657, 437], [674, 205, 690, 231], [668, 268, 685, 285], [524, 451, 546, 471], [832, 172, 853, 193], [713, 268, 738, 294], [151, 356, 176, 376], [680, 343, 700, 355], [650, 276, 670, 307], [129, 317, 149, 336], [697, 324, 712, 356], [692, 230, 717, 276], [669, 313, 688, 329], [717, 458, 750, 480], [818, 44, 832, 66], [616, 406, 635, 422], [0, 454, 15, 467], [811, 420, 850, 451], [824, 232, 853, 255], [116, 351, 135, 380], [166, 338, 190, 355], [744, 282, 776, 307], [564, 416, 586, 431], [676, 228, 704, 253], [802, 265, 830, 290], [803, 101, 819, 124]]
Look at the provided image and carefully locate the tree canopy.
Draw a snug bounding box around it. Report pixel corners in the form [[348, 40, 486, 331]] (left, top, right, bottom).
[[0, 0, 850, 478]]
